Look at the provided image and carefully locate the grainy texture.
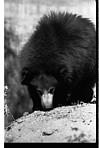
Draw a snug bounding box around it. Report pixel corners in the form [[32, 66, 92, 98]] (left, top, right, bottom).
[[5, 103, 96, 143]]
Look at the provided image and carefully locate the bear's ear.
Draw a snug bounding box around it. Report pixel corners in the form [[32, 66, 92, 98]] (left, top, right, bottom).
[[21, 68, 33, 85]]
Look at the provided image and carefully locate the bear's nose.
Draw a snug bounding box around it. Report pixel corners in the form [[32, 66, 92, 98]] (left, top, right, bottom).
[[41, 90, 53, 109]]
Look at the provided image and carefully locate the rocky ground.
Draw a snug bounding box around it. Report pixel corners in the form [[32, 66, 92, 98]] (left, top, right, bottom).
[[5, 103, 96, 143]]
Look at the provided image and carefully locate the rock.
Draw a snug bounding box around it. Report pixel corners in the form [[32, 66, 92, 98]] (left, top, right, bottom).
[[4, 103, 96, 143]]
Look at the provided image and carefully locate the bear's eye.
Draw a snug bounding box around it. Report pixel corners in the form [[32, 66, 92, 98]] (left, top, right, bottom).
[[37, 89, 43, 96], [48, 87, 55, 94]]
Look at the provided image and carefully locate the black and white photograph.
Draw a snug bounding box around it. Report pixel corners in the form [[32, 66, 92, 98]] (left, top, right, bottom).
[[3, 0, 97, 144]]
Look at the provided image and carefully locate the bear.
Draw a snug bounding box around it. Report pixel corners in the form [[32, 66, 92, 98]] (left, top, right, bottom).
[[19, 12, 96, 111]]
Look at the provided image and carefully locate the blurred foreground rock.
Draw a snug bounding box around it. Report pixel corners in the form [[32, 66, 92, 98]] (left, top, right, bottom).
[[5, 103, 96, 143]]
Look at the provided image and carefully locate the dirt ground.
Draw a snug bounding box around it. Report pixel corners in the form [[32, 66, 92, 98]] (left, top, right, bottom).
[[5, 103, 96, 143]]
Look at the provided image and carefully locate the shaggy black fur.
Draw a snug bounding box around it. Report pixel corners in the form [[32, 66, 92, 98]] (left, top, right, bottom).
[[20, 12, 96, 111]]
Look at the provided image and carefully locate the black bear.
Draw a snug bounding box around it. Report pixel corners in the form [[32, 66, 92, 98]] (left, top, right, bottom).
[[19, 12, 96, 111]]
